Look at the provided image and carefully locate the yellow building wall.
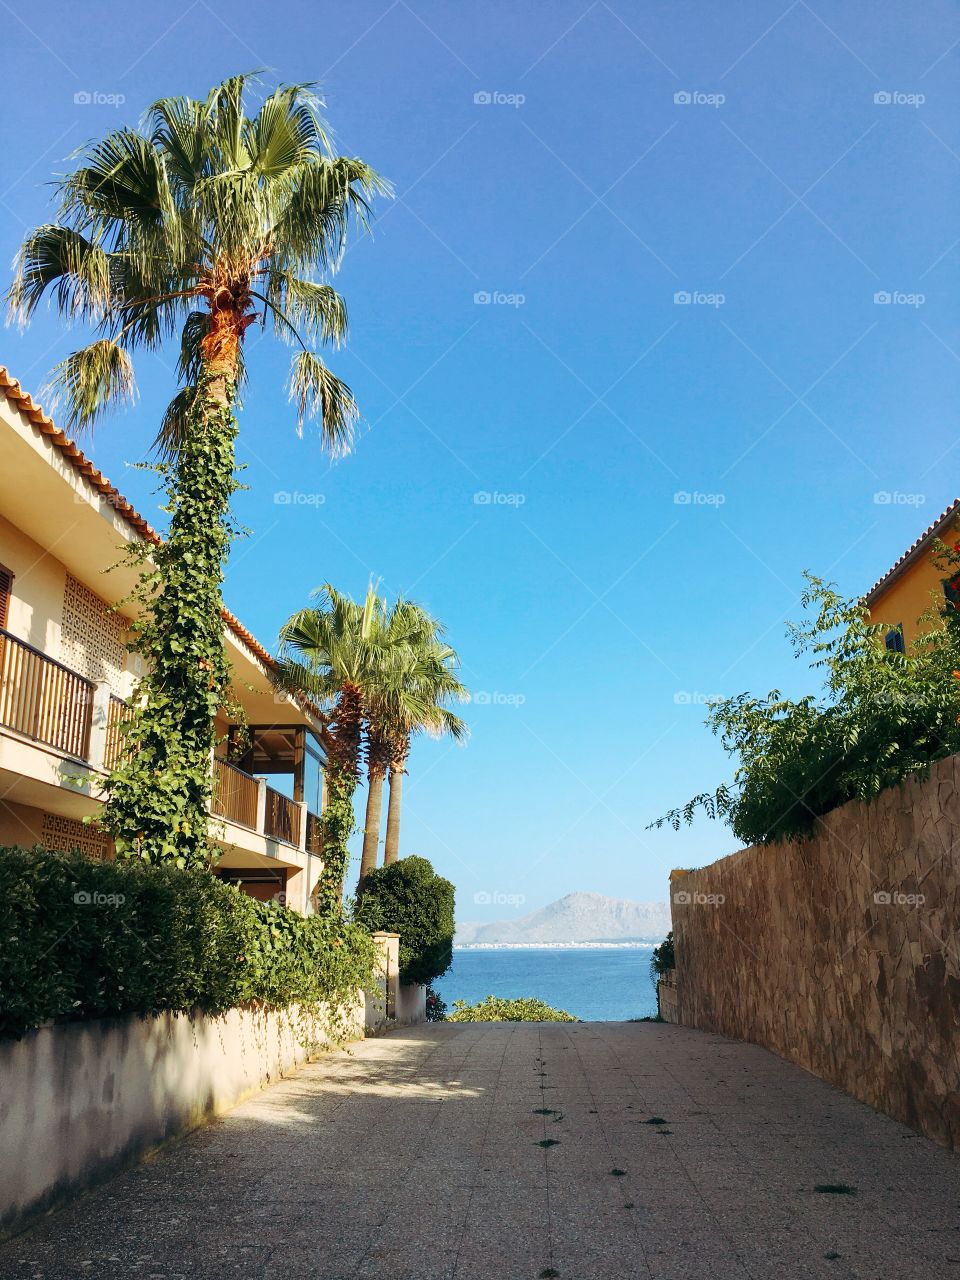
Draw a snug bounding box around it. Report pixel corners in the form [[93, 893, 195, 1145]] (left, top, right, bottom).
[[868, 552, 949, 646], [0, 511, 68, 655]]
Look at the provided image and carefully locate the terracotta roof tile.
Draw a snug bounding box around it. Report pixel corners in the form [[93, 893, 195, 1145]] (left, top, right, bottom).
[[864, 498, 960, 604]]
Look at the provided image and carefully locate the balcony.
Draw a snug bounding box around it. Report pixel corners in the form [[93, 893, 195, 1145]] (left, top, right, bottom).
[[0, 630, 325, 861], [0, 627, 94, 760], [211, 754, 322, 856]]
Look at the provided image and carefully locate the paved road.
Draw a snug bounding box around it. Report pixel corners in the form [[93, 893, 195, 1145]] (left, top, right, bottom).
[[3, 1022, 960, 1279]]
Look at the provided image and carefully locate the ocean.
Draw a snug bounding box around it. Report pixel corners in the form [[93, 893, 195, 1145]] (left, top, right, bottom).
[[435, 946, 660, 1022]]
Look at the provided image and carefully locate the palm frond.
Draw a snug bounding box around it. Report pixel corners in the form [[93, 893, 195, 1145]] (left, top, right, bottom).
[[45, 339, 136, 430], [288, 350, 357, 452], [9, 225, 112, 325]]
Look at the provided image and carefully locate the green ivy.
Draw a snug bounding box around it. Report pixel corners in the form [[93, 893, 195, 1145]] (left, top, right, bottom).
[[100, 370, 240, 868], [313, 763, 356, 916], [0, 845, 376, 1040]]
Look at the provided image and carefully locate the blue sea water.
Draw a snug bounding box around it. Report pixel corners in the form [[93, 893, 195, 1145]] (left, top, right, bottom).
[[435, 946, 659, 1022]]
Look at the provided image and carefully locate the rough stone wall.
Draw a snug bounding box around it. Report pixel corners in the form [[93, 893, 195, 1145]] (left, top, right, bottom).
[[671, 752, 960, 1149]]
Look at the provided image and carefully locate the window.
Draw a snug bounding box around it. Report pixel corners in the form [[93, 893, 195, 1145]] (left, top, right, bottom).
[[885, 625, 905, 654], [0, 564, 12, 630]]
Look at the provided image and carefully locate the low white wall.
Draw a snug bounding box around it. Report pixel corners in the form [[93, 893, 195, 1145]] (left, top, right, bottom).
[[396, 982, 427, 1025], [0, 998, 363, 1240]]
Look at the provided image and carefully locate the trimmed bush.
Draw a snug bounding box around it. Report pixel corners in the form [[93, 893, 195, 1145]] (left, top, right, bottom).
[[448, 996, 577, 1023], [354, 855, 454, 986], [0, 845, 376, 1039]]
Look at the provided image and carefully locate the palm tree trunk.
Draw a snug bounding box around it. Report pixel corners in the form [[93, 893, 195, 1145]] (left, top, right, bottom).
[[358, 764, 386, 885], [383, 741, 408, 864]]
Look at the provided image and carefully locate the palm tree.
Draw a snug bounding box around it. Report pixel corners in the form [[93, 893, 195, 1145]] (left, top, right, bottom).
[[275, 584, 389, 911], [9, 76, 387, 866], [380, 632, 468, 868], [358, 602, 467, 883]]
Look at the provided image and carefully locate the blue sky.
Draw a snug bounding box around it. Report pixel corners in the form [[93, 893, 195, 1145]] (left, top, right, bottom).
[[2, 1, 958, 919]]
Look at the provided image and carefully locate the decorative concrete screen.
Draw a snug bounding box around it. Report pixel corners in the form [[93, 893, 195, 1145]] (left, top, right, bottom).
[[670, 752, 960, 1149]]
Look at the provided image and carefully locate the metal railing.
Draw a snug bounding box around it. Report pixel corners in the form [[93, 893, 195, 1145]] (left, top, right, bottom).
[[211, 756, 260, 829], [0, 627, 94, 760]]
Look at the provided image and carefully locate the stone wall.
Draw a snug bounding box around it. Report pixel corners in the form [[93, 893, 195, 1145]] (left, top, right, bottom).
[[670, 752, 960, 1149]]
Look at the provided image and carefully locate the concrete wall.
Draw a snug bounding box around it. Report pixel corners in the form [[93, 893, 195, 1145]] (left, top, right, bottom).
[[0, 999, 365, 1240], [670, 753, 960, 1148]]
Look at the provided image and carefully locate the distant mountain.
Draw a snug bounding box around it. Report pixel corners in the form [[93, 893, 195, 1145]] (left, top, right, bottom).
[[455, 892, 671, 946]]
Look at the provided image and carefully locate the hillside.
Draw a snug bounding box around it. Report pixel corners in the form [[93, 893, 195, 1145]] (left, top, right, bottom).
[[455, 891, 671, 946]]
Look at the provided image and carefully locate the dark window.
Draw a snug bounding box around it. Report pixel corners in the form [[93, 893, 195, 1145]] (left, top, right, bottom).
[[0, 564, 12, 630], [885, 625, 905, 653]]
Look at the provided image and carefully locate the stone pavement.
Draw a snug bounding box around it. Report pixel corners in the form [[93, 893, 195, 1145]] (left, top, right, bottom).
[[3, 1021, 960, 1280]]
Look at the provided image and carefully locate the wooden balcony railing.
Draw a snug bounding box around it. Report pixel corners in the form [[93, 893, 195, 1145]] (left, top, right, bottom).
[[0, 627, 94, 760], [305, 809, 323, 855], [265, 785, 301, 846], [211, 756, 260, 829], [103, 695, 134, 770]]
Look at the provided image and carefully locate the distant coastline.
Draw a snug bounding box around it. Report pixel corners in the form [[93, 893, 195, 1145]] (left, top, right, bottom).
[[453, 940, 657, 951]]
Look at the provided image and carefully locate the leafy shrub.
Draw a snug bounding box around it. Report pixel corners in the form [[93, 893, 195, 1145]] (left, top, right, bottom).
[[0, 845, 376, 1039], [650, 565, 960, 847], [448, 996, 577, 1022], [354, 855, 454, 986], [425, 984, 447, 1021], [650, 931, 674, 982]]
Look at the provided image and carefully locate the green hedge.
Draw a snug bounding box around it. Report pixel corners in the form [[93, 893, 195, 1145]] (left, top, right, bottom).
[[0, 845, 376, 1039], [355, 855, 454, 986]]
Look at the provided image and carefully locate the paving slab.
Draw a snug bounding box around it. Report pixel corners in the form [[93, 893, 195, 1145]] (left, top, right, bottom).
[[3, 1021, 960, 1279]]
